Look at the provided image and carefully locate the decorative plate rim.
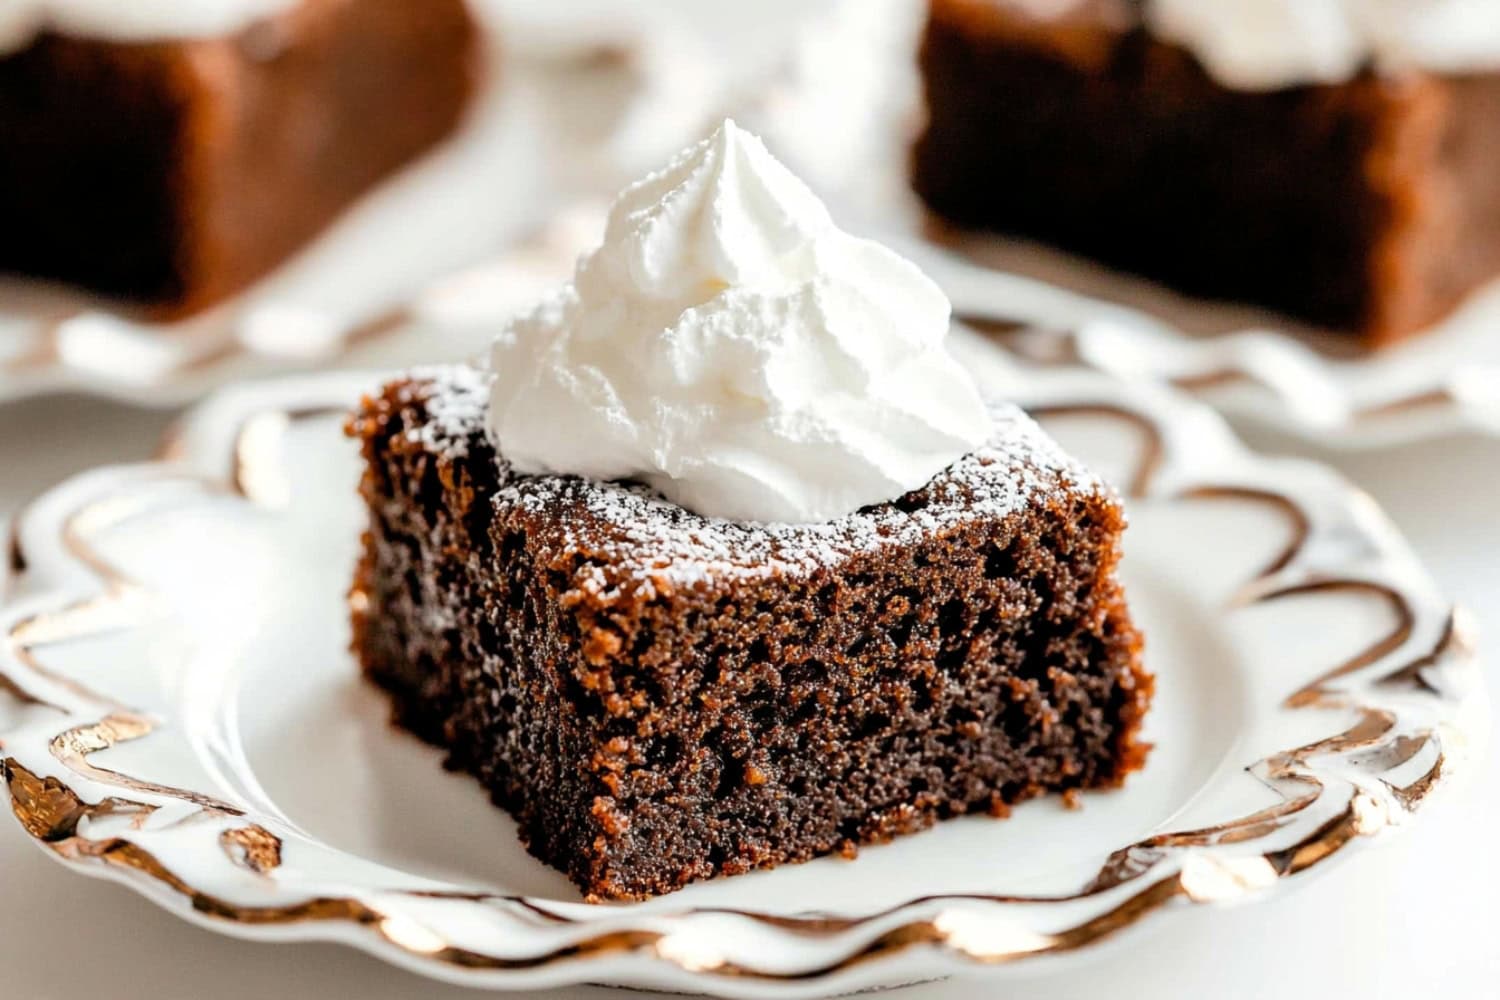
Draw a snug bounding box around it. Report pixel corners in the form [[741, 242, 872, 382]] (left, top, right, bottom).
[[887, 234, 1500, 451], [0, 363, 1483, 997]]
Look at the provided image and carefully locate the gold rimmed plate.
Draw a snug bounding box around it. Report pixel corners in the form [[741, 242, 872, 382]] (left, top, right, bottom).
[[0, 341, 1483, 997], [909, 236, 1500, 451]]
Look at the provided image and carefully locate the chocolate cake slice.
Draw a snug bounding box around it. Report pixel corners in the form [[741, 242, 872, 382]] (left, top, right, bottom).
[[0, 0, 477, 317], [349, 366, 1151, 901], [913, 0, 1500, 346]]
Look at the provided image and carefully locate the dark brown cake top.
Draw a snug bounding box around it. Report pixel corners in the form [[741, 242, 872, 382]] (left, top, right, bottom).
[[398, 365, 1109, 596]]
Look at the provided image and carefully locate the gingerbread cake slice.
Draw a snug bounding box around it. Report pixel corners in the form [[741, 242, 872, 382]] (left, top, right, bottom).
[[349, 367, 1151, 901], [913, 0, 1500, 346], [0, 0, 478, 317]]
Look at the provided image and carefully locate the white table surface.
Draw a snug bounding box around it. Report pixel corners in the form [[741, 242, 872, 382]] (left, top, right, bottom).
[[0, 395, 1494, 1000]]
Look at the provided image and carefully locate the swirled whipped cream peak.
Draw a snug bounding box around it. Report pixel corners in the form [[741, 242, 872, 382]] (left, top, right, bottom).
[[487, 119, 989, 524]]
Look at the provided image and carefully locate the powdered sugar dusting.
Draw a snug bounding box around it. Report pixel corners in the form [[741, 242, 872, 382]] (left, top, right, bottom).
[[408, 365, 1106, 593], [402, 364, 492, 460]]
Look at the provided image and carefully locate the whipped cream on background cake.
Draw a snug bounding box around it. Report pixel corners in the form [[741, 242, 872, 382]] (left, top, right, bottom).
[[486, 119, 989, 524], [0, 0, 298, 53], [1149, 0, 1500, 90], [1003, 0, 1500, 90]]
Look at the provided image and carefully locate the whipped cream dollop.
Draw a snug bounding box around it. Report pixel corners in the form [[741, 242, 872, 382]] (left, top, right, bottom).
[[0, 0, 298, 54], [487, 119, 989, 524], [1146, 0, 1500, 90]]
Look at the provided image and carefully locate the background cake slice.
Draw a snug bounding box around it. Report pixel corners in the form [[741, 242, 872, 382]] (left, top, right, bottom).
[[349, 368, 1152, 901], [913, 0, 1500, 346], [0, 0, 477, 317]]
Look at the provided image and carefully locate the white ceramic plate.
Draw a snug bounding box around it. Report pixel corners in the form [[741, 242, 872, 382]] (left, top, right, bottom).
[[907, 235, 1500, 451], [0, 345, 1482, 997]]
